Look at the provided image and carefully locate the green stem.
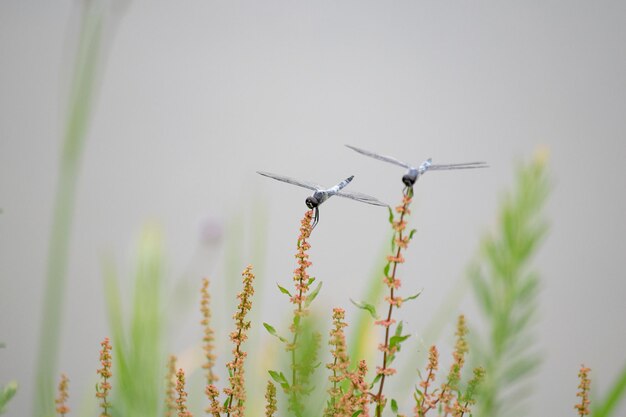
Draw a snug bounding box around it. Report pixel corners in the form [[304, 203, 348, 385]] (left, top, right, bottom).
[[34, 7, 105, 416], [374, 188, 412, 417]]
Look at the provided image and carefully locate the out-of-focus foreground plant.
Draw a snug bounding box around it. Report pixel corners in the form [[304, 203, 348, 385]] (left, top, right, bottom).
[[469, 153, 549, 417], [592, 363, 626, 417], [34, 1, 128, 416], [103, 225, 167, 417]]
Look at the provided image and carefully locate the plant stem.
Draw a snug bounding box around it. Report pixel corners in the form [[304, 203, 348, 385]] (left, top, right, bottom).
[[34, 6, 105, 416], [290, 270, 305, 412], [374, 188, 413, 417]]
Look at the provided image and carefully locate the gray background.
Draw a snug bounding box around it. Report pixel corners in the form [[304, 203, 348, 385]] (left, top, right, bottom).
[[1, 1, 625, 416]]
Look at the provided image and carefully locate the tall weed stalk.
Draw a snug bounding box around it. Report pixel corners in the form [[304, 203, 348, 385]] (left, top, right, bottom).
[[34, 2, 127, 415], [469, 154, 549, 417]]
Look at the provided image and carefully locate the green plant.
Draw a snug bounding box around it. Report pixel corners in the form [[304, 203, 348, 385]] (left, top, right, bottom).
[[469, 154, 549, 417], [264, 210, 323, 417], [0, 380, 17, 415], [102, 225, 167, 417], [34, 3, 128, 415]]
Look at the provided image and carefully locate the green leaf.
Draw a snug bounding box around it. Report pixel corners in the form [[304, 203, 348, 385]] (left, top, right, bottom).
[[350, 299, 378, 319], [372, 373, 382, 385], [277, 284, 292, 297], [391, 398, 398, 413], [391, 234, 396, 252], [408, 229, 417, 240], [469, 268, 493, 315], [307, 277, 316, 286], [268, 370, 290, 391], [263, 322, 287, 343], [352, 411, 364, 417], [389, 334, 410, 350], [305, 282, 322, 307], [1, 382, 19, 414], [388, 206, 395, 224], [395, 321, 403, 337], [384, 262, 391, 277], [403, 290, 423, 303]]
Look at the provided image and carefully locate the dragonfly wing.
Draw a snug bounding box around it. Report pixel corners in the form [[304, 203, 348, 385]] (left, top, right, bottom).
[[257, 171, 321, 191], [345, 145, 412, 169], [428, 162, 489, 171], [335, 190, 388, 207]]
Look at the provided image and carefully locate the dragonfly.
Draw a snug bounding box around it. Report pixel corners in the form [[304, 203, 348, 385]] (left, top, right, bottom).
[[345, 145, 488, 189], [257, 171, 387, 229]]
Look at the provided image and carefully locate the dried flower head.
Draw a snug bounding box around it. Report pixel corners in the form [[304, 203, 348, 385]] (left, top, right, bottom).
[[225, 265, 256, 417], [176, 368, 193, 417], [55, 373, 70, 417], [95, 337, 112, 417], [205, 384, 222, 417], [575, 365, 591, 416], [444, 315, 469, 396], [325, 308, 350, 416], [290, 210, 314, 311], [265, 381, 278, 417], [201, 277, 218, 385], [415, 345, 440, 416]]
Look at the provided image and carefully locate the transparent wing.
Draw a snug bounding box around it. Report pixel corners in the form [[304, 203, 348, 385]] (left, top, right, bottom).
[[335, 190, 388, 207], [429, 162, 489, 171], [345, 145, 412, 169], [257, 171, 321, 191]]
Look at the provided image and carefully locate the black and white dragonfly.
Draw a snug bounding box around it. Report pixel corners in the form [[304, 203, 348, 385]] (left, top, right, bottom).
[[346, 145, 488, 189], [257, 171, 387, 228]]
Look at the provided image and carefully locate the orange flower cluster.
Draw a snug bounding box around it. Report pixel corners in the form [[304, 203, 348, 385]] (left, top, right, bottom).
[[324, 309, 370, 417], [224, 265, 256, 417], [176, 368, 193, 417], [440, 316, 469, 414], [290, 210, 314, 311], [338, 360, 370, 417], [205, 385, 222, 417], [201, 277, 218, 385], [55, 373, 70, 417], [95, 337, 112, 417], [265, 381, 277, 417], [413, 317, 483, 417], [575, 365, 591, 416], [326, 308, 350, 414], [414, 346, 439, 416], [203, 265, 256, 417]]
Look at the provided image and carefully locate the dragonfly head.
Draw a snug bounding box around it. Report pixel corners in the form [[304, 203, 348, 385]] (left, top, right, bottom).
[[402, 173, 417, 187], [305, 196, 319, 209]]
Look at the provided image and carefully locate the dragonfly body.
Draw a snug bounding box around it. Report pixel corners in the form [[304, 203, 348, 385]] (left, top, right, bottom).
[[346, 145, 487, 188], [306, 175, 353, 209], [257, 171, 386, 228]]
